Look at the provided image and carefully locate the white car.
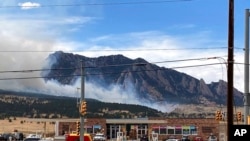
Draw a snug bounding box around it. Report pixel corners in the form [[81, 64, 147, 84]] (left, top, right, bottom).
[[166, 139, 179, 141], [93, 133, 106, 141], [208, 135, 217, 141], [166, 136, 180, 141]]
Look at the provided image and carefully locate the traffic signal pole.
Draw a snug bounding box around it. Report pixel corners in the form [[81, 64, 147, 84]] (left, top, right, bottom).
[[80, 60, 85, 141], [244, 9, 250, 125]]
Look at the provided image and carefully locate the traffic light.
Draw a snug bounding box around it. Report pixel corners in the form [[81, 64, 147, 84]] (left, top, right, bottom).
[[237, 112, 242, 122], [80, 101, 87, 115], [215, 111, 221, 121], [76, 121, 80, 135], [219, 112, 223, 121]]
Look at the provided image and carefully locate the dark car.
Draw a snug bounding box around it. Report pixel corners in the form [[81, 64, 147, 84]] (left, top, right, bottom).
[[23, 138, 41, 141], [140, 135, 149, 141], [0, 135, 6, 141], [181, 135, 190, 141], [1, 133, 14, 141]]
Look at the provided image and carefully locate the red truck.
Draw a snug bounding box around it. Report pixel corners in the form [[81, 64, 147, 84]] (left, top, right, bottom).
[[65, 133, 92, 141]]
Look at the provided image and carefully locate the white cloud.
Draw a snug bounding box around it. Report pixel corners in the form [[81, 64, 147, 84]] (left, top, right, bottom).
[[18, 2, 41, 10], [168, 24, 196, 30], [63, 16, 93, 24]]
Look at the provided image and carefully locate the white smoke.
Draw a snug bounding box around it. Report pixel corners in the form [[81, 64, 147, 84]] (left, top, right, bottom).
[[75, 78, 178, 113]]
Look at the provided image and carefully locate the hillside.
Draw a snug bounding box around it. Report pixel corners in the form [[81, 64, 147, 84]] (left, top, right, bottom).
[[0, 90, 163, 119], [0, 89, 240, 119]]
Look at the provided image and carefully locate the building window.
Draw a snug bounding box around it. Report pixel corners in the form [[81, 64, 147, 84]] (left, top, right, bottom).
[[93, 125, 101, 133], [182, 129, 189, 134], [190, 126, 198, 135], [159, 127, 167, 134], [152, 127, 160, 134], [167, 126, 175, 135], [175, 126, 182, 134], [152, 125, 198, 135], [175, 128, 182, 134], [85, 126, 93, 134], [138, 124, 148, 137]]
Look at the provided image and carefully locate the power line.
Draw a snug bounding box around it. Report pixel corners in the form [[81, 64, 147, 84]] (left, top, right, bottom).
[[0, 62, 232, 81], [0, 47, 243, 53], [2, 60, 248, 81], [0, 0, 194, 8]]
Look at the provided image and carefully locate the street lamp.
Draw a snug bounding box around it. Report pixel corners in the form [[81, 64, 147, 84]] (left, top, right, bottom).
[[244, 9, 250, 125], [80, 60, 85, 141]]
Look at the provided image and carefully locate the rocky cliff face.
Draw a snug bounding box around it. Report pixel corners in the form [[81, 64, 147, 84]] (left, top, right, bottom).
[[43, 51, 243, 106]]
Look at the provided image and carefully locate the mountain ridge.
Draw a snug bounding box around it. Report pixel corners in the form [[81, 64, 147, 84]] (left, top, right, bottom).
[[44, 51, 243, 106]]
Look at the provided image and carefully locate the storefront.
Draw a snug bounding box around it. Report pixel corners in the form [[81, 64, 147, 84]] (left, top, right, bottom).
[[106, 124, 148, 140], [56, 118, 219, 140]]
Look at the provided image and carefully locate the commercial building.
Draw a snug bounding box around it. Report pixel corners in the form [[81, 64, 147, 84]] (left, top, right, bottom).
[[56, 118, 219, 140]]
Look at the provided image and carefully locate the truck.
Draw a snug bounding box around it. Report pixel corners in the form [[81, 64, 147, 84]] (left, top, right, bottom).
[[65, 133, 92, 141]]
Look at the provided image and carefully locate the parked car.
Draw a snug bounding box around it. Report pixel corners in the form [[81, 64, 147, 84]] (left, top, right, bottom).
[[208, 135, 217, 141], [140, 135, 149, 141], [181, 135, 190, 141], [166, 135, 179, 141], [93, 133, 106, 141], [1, 133, 15, 141], [0, 134, 6, 141], [23, 138, 41, 141], [193, 136, 203, 141]]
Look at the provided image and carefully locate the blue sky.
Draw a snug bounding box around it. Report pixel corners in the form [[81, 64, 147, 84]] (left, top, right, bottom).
[[0, 0, 250, 108]]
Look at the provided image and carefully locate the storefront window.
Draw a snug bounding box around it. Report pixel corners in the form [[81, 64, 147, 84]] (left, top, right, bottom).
[[175, 126, 182, 134], [152, 127, 159, 134], [138, 124, 148, 137], [158, 125, 198, 135], [159, 126, 167, 134], [85, 126, 93, 134], [190, 126, 198, 135], [182, 126, 190, 135], [93, 125, 101, 133], [167, 126, 175, 135]]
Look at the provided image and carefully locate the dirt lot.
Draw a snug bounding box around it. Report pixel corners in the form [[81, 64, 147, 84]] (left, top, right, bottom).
[[0, 117, 55, 136]]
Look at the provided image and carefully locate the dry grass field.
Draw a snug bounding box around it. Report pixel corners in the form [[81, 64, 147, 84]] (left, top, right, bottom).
[[0, 117, 55, 136], [0, 105, 243, 137], [173, 104, 243, 114]]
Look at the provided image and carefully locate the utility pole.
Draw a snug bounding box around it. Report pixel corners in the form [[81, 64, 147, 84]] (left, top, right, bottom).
[[244, 9, 250, 125], [80, 60, 85, 141], [227, 0, 234, 141]]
